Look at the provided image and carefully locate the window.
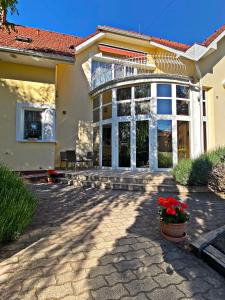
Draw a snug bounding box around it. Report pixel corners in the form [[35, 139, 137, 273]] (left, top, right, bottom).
[[157, 120, 173, 168], [24, 110, 42, 140], [202, 89, 207, 152], [176, 85, 190, 116], [176, 85, 189, 99], [177, 121, 190, 161], [157, 99, 172, 115], [16, 102, 55, 142], [117, 87, 131, 101], [157, 84, 172, 97], [135, 84, 151, 99], [102, 91, 112, 120], [135, 101, 150, 115]]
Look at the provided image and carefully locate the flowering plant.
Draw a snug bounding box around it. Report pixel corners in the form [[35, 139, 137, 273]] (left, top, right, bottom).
[[158, 196, 189, 224], [47, 169, 58, 178]]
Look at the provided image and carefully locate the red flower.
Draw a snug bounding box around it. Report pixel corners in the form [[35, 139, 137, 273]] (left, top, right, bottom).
[[167, 197, 180, 206], [180, 207, 185, 214], [158, 197, 170, 208], [181, 202, 188, 209], [166, 207, 176, 215], [48, 169, 58, 175]]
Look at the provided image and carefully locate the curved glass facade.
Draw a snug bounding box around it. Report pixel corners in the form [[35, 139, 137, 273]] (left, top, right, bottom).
[[93, 80, 191, 170]]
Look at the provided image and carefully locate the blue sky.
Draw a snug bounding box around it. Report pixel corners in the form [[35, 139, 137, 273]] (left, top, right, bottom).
[[8, 0, 225, 45]]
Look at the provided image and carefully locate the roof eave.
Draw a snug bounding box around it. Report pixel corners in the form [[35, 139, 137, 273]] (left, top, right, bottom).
[[0, 46, 75, 63]]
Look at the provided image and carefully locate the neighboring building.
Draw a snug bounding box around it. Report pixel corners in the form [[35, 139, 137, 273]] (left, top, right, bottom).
[[0, 23, 225, 171]]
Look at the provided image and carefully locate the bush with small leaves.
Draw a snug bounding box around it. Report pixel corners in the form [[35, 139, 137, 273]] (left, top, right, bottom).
[[0, 164, 37, 243]]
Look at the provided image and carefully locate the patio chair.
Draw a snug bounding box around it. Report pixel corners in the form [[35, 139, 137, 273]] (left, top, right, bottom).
[[60, 151, 68, 169], [60, 150, 77, 170], [83, 151, 94, 168]]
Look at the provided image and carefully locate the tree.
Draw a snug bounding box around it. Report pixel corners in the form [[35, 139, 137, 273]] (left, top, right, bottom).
[[0, 0, 18, 30]]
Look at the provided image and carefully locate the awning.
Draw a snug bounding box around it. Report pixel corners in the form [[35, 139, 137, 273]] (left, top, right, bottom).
[[98, 44, 146, 58]]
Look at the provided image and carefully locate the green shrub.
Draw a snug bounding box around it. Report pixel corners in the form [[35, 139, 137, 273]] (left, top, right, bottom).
[[0, 164, 37, 242], [172, 158, 193, 186], [173, 147, 225, 186]]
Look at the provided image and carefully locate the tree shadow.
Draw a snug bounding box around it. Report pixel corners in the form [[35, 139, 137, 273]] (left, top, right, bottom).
[[0, 183, 225, 299]]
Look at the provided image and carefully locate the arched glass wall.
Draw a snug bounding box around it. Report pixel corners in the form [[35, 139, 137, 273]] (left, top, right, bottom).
[[92, 80, 192, 171]]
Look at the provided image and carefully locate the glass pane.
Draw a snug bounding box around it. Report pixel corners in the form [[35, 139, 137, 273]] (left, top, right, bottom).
[[93, 109, 99, 123], [102, 124, 112, 167], [157, 99, 172, 115], [117, 103, 131, 116], [203, 102, 206, 116], [202, 90, 206, 101], [119, 122, 130, 167], [91, 61, 112, 88], [114, 64, 124, 79], [102, 104, 112, 120], [157, 120, 173, 168], [177, 121, 190, 161], [117, 87, 131, 101], [135, 84, 151, 99], [176, 100, 189, 115], [157, 84, 171, 97], [93, 126, 99, 166], [102, 90, 112, 105], [135, 100, 150, 115], [136, 121, 149, 168], [125, 66, 134, 76], [93, 96, 100, 109], [203, 121, 207, 153], [24, 110, 42, 140], [176, 85, 190, 99]]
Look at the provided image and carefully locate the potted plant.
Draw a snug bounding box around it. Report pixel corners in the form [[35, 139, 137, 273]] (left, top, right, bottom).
[[47, 170, 58, 184], [158, 196, 189, 242]]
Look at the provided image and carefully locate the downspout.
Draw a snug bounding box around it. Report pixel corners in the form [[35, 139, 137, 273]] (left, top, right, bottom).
[[195, 61, 204, 154]]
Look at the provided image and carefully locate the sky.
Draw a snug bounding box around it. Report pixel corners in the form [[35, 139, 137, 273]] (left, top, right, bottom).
[[7, 0, 225, 45]]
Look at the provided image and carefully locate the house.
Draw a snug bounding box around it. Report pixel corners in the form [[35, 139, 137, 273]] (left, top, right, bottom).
[[0, 23, 225, 172]]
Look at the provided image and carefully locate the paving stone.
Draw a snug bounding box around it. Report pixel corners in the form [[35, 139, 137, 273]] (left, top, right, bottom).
[[123, 249, 147, 260], [56, 270, 88, 284], [154, 272, 185, 287], [89, 265, 117, 278], [99, 253, 125, 265], [115, 258, 144, 272], [91, 283, 128, 300], [133, 265, 163, 279], [22, 275, 56, 291], [121, 292, 149, 300], [72, 276, 107, 295], [177, 278, 212, 298], [37, 282, 73, 300], [105, 270, 136, 285], [148, 285, 185, 300], [125, 278, 158, 295]]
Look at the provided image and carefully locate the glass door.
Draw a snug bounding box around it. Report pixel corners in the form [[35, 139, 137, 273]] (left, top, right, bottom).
[[102, 124, 112, 167], [118, 122, 131, 168], [136, 120, 149, 168]]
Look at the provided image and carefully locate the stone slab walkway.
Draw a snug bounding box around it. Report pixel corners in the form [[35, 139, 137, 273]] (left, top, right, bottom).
[[0, 184, 225, 300]]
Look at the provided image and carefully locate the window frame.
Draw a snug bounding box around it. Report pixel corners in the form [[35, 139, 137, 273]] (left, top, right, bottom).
[[16, 101, 56, 143]]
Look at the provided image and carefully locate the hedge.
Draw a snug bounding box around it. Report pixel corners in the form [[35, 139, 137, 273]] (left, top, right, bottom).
[[173, 147, 225, 186], [0, 164, 37, 242]]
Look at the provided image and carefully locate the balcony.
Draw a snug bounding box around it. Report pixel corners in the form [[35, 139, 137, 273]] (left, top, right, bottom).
[[90, 54, 186, 91]]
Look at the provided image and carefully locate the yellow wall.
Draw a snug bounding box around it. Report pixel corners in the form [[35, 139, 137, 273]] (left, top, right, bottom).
[[0, 62, 56, 171], [200, 37, 225, 149]]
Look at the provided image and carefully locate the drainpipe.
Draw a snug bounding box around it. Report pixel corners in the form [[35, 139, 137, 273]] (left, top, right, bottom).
[[195, 61, 204, 154]]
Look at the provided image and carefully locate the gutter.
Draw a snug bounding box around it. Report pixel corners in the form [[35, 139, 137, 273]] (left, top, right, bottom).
[[0, 46, 75, 64]]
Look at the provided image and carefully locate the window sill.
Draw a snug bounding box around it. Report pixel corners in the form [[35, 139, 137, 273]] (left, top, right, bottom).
[[17, 140, 57, 144]]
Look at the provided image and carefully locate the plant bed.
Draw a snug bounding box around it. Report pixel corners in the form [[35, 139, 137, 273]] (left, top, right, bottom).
[[158, 196, 189, 242]]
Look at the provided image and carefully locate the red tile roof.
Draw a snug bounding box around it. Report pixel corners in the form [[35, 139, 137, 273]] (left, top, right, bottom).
[[0, 25, 84, 57], [97, 26, 191, 52], [202, 24, 225, 46], [1, 23, 225, 59]]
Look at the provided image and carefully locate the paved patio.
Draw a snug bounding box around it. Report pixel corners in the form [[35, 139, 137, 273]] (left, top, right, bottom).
[[0, 184, 225, 300]]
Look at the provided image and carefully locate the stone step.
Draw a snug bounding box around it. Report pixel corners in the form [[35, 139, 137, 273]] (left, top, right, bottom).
[[72, 179, 179, 192], [65, 173, 174, 185]]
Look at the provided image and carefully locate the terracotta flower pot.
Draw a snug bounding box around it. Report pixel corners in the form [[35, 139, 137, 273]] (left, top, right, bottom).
[[47, 177, 55, 184], [160, 221, 187, 242]]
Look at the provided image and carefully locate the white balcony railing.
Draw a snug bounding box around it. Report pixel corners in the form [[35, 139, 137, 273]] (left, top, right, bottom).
[[91, 54, 186, 90]]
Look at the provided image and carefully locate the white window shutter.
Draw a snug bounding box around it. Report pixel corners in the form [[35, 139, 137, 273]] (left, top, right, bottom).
[[42, 108, 56, 142]]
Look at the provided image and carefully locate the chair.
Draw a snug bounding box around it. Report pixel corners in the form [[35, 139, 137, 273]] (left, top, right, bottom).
[[60, 151, 68, 169], [83, 152, 93, 168], [60, 150, 76, 170]]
